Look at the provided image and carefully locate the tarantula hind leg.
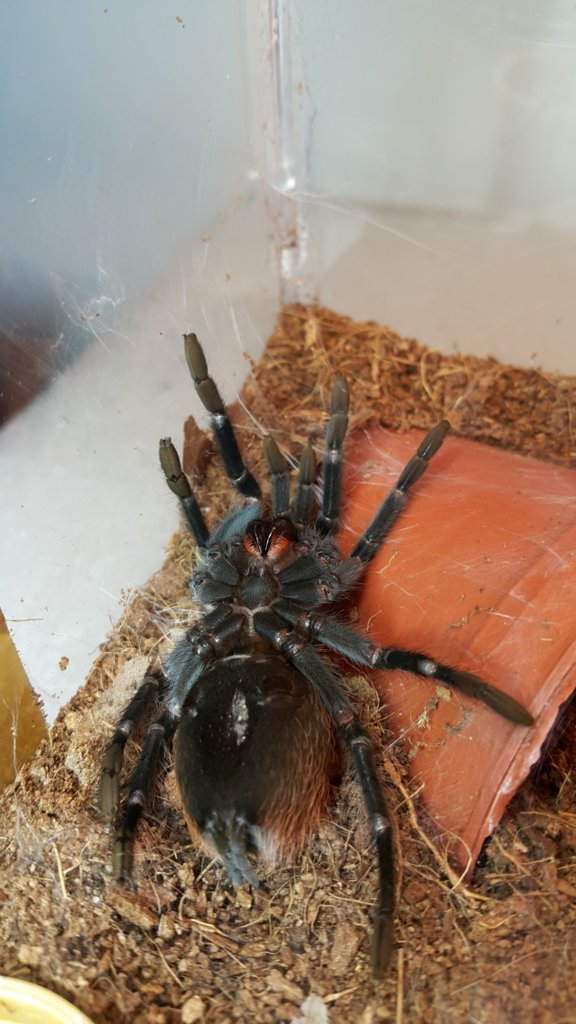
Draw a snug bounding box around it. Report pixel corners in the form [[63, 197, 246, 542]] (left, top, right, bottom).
[[253, 612, 396, 976], [376, 648, 534, 726], [342, 716, 395, 976], [275, 603, 534, 727], [100, 670, 166, 824]]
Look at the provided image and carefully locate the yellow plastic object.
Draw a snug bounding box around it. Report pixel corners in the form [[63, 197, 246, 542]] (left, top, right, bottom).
[[0, 978, 94, 1024], [0, 610, 48, 791]]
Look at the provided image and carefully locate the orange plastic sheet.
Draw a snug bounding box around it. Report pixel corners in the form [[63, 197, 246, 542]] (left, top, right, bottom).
[[342, 428, 576, 873]]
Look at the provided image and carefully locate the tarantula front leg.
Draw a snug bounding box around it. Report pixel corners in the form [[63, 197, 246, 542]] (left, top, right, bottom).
[[316, 375, 350, 536], [263, 435, 291, 516], [350, 420, 450, 566], [183, 333, 261, 500], [158, 438, 209, 547], [292, 444, 317, 526], [273, 602, 534, 726], [254, 609, 395, 976]]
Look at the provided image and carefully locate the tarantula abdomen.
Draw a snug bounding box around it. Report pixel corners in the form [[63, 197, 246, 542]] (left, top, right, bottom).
[[174, 651, 338, 886]]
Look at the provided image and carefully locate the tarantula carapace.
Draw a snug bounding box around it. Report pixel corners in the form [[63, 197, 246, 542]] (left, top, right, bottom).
[[100, 333, 533, 976]]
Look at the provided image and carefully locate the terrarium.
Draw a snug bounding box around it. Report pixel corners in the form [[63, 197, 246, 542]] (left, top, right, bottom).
[[1, 4, 575, 1023]]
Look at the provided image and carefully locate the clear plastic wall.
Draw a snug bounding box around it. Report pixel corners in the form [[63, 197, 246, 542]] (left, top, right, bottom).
[[296, 2, 576, 371], [2, 0, 575, 720]]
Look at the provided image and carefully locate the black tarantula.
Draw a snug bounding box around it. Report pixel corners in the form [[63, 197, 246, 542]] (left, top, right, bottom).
[[101, 333, 534, 976]]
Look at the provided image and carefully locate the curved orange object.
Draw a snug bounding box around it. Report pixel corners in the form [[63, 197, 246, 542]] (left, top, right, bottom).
[[341, 427, 576, 873]]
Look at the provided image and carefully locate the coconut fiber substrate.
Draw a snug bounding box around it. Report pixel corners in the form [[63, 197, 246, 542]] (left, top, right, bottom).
[[1, 304, 575, 1024]]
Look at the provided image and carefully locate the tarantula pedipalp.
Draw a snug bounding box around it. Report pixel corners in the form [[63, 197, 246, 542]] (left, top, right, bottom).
[[100, 333, 534, 977]]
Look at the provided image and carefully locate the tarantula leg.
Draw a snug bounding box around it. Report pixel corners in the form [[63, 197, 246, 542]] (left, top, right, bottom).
[[112, 708, 178, 880], [270, 606, 532, 729], [272, 603, 534, 726], [166, 606, 244, 709], [159, 438, 209, 546], [100, 671, 164, 821], [376, 648, 534, 726], [350, 419, 451, 565], [316, 375, 349, 536], [263, 435, 291, 516], [103, 609, 244, 880], [292, 444, 317, 526], [183, 332, 261, 500], [253, 609, 395, 975], [342, 718, 395, 976]]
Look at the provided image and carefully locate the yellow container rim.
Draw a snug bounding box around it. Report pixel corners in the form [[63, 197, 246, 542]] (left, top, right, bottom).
[[0, 977, 94, 1024]]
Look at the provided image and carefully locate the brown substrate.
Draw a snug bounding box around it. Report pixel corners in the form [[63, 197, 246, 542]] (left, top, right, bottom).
[[0, 305, 574, 1023]]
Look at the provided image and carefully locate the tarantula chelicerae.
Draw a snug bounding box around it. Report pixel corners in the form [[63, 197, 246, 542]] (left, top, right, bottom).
[[101, 333, 533, 976]]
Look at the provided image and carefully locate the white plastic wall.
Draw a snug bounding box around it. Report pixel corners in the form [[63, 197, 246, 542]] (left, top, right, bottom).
[[292, 1, 576, 371], [0, 1, 280, 720]]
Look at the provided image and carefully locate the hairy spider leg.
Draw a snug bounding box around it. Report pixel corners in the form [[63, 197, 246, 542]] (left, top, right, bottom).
[[350, 419, 451, 565], [344, 717, 395, 977], [316, 374, 350, 536], [100, 670, 175, 879], [292, 444, 317, 526], [253, 608, 395, 977], [158, 438, 209, 547], [100, 670, 165, 822], [111, 706, 178, 879], [183, 333, 261, 500], [263, 435, 291, 516], [100, 606, 244, 879], [272, 602, 534, 727]]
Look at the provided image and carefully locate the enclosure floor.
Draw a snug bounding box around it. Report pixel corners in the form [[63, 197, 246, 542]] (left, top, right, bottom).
[[1, 305, 574, 1023]]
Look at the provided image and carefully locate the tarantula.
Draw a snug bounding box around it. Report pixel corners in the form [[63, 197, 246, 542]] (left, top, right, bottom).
[[100, 333, 533, 976]]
